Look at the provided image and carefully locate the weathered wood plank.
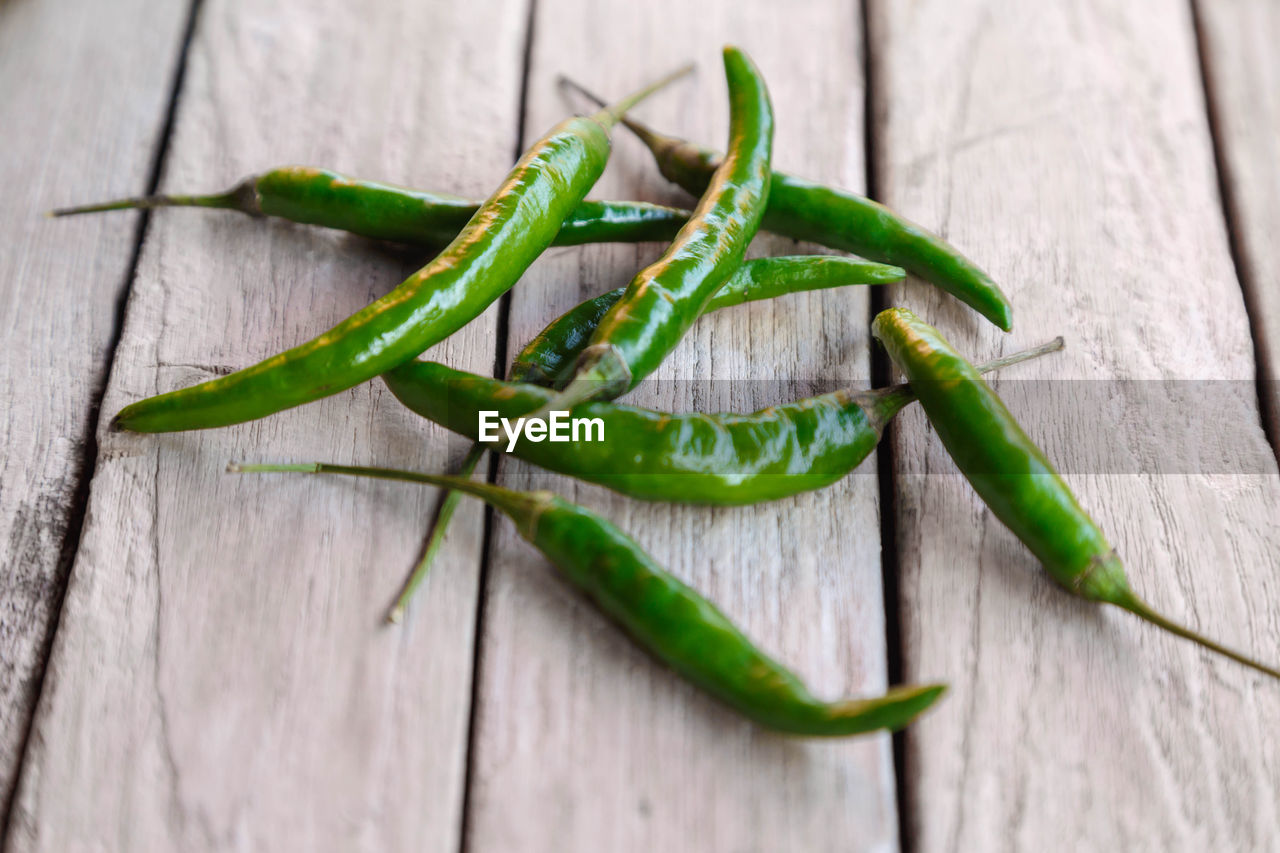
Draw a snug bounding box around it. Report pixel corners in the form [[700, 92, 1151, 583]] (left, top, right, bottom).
[[1196, 0, 1280, 445], [465, 3, 902, 851], [868, 0, 1280, 849], [5, 1, 529, 849], [0, 0, 191, 821]]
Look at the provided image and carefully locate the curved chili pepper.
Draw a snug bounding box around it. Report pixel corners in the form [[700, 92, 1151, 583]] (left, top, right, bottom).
[[512, 255, 904, 387], [52, 167, 692, 248], [229, 461, 947, 736], [387, 254, 907, 621], [871, 307, 1280, 679], [531, 46, 774, 420], [111, 66, 691, 432], [561, 77, 1014, 331], [382, 340, 1062, 506]]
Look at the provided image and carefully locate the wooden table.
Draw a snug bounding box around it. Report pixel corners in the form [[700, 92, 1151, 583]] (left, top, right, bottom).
[[2, 0, 1277, 849]]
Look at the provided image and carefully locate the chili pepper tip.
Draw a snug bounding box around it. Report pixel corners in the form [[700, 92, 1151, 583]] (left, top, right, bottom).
[[911, 683, 948, 705]]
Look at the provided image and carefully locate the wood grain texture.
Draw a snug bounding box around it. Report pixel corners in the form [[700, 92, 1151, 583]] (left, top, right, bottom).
[[1196, 0, 1280, 444], [464, 3, 903, 851], [8, 2, 1280, 849], [0, 0, 190, 819], [5, 0, 528, 849], [868, 0, 1280, 849]]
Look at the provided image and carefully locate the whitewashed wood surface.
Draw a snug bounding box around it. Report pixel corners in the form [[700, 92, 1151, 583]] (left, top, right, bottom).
[[871, 0, 1280, 850], [2, 0, 1278, 851], [469, 2, 896, 851], [1196, 0, 1280, 445], [0, 0, 191, 821], [5, 0, 524, 849]]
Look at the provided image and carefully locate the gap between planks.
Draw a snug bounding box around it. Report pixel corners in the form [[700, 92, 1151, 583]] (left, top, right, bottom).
[[859, 0, 916, 849], [458, 3, 540, 851], [0, 0, 204, 840], [1187, 0, 1280, 462]]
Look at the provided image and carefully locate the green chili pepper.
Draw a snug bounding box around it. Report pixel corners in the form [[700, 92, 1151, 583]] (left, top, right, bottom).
[[110, 65, 691, 433], [229, 461, 947, 736], [387, 254, 906, 621], [386, 338, 1052, 622], [382, 339, 1062, 505], [513, 255, 904, 387], [530, 46, 774, 420], [561, 77, 1014, 332], [51, 167, 692, 248], [871, 307, 1280, 679]]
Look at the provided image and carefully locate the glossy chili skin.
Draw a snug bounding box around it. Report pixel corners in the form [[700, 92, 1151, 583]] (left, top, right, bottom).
[[245, 463, 945, 736], [387, 330, 1058, 505], [565, 81, 1013, 331], [113, 111, 628, 432], [385, 359, 905, 505], [871, 307, 1124, 599], [556, 46, 774, 405], [511, 255, 904, 386], [526, 489, 944, 735], [392, 254, 903, 611], [55, 166, 692, 248], [258, 168, 697, 247], [870, 307, 1280, 679]]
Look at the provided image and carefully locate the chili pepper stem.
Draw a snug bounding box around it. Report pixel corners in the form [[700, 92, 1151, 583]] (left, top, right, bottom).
[[971, 336, 1064, 373], [590, 64, 694, 129], [387, 442, 487, 624], [563, 77, 1015, 332], [862, 336, 1066, 431], [228, 461, 538, 520], [525, 345, 631, 423], [1109, 589, 1280, 680], [559, 76, 665, 149], [235, 459, 947, 735], [228, 462, 318, 474], [529, 369, 611, 419], [49, 178, 261, 218]]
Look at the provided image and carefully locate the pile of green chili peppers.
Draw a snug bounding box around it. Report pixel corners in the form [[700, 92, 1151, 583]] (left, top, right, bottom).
[[57, 46, 1279, 742]]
